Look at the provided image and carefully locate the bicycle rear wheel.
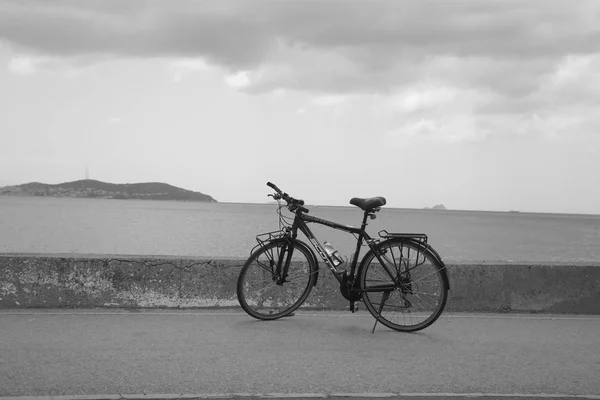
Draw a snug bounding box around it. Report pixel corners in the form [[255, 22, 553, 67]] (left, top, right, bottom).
[[237, 239, 317, 320], [360, 238, 448, 332]]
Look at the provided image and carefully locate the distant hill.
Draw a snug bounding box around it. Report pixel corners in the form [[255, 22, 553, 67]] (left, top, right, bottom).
[[0, 179, 217, 202], [423, 204, 447, 210]]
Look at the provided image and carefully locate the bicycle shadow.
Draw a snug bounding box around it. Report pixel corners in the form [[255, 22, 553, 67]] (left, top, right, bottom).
[[232, 315, 304, 332], [337, 323, 452, 345], [232, 314, 451, 345]]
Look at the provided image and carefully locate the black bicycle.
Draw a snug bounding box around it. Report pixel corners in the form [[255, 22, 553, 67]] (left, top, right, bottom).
[[236, 182, 450, 332]]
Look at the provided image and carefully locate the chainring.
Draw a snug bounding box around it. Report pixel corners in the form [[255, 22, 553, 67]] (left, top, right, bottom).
[[340, 273, 363, 302]]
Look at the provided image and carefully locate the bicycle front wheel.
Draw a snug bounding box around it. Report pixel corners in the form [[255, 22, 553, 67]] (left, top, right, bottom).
[[360, 238, 448, 332], [237, 239, 317, 320]]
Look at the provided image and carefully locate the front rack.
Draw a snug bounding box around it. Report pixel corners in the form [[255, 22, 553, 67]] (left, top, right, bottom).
[[251, 228, 291, 255]]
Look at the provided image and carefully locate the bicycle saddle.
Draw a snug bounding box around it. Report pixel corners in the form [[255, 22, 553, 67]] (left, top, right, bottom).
[[350, 196, 386, 212]]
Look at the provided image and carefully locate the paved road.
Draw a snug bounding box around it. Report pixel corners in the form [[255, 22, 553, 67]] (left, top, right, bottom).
[[1, 309, 599, 398]]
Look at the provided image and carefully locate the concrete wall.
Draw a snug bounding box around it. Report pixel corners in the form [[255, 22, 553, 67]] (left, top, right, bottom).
[[1, 255, 599, 314]]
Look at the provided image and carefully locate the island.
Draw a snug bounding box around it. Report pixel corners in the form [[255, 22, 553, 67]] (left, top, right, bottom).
[[423, 204, 447, 210], [0, 179, 217, 202]]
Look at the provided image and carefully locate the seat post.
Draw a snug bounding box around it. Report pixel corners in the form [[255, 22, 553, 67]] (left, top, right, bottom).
[[360, 211, 370, 231]]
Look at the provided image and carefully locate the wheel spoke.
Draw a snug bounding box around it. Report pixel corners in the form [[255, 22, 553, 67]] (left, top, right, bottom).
[[237, 240, 316, 320], [361, 239, 447, 332]]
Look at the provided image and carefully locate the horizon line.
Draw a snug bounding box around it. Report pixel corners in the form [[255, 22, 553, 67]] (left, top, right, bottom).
[[2, 179, 599, 217]]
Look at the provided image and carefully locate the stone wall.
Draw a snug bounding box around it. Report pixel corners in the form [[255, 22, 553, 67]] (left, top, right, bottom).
[[1, 255, 599, 313]]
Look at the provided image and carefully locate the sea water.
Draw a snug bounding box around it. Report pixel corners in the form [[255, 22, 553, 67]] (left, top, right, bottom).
[[1, 196, 599, 263]]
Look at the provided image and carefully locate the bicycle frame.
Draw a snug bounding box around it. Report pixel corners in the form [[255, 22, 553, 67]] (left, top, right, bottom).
[[254, 202, 433, 294], [288, 209, 378, 284]]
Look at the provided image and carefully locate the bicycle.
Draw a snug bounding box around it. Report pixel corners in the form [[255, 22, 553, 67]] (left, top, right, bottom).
[[236, 182, 451, 332]]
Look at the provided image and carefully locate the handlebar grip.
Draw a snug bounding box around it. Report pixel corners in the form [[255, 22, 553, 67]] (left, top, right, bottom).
[[266, 182, 282, 194]]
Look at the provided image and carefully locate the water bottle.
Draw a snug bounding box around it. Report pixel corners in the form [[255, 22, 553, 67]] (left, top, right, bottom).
[[323, 241, 344, 267]]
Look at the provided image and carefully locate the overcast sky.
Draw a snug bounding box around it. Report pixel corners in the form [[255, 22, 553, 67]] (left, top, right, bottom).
[[1, 0, 600, 214]]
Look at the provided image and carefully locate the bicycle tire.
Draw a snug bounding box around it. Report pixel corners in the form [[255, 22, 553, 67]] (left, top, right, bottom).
[[359, 238, 448, 332], [237, 239, 317, 320]]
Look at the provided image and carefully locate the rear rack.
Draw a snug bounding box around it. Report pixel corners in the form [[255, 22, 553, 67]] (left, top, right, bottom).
[[378, 230, 428, 244], [378, 230, 430, 268]]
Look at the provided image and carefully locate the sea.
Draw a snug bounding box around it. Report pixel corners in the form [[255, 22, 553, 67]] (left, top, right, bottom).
[[1, 196, 599, 263]]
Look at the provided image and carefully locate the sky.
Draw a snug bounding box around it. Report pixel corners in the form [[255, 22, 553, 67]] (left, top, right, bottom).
[[1, 0, 600, 215]]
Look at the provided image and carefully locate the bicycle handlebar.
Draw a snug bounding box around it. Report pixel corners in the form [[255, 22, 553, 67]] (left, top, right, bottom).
[[266, 182, 282, 195], [266, 182, 309, 214]]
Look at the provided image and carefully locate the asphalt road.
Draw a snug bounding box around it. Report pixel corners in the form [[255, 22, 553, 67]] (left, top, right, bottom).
[[1, 309, 599, 398]]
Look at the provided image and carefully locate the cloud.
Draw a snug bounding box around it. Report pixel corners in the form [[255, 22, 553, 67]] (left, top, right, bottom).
[[0, 0, 273, 66], [2, 1, 598, 73], [381, 84, 458, 113], [7, 56, 37, 74], [1, 2, 597, 83], [224, 70, 252, 89], [311, 94, 353, 107], [169, 57, 212, 82], [385, 114, 490, 145], [474, 54, 600, 136], [5, 53, 94, 78], [2, 0, 600, 142], [382, 90, 494, 145]]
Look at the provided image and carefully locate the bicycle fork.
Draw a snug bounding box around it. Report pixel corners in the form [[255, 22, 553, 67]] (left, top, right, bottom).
[[273, 242, 295, 285]]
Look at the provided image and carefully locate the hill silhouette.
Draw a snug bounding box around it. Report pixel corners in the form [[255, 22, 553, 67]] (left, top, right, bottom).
[[0, 179, 217, 202], [423, 204, 447, 210]]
